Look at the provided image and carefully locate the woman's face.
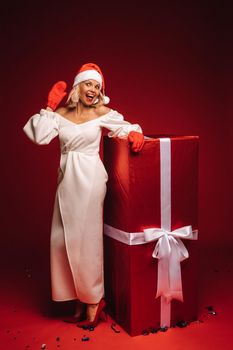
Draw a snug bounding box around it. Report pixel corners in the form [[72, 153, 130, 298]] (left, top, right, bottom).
[[78, 79, 101, 106]]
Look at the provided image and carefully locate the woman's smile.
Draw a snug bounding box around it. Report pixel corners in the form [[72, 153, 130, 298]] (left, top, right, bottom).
[[85, 92, 95, 103]]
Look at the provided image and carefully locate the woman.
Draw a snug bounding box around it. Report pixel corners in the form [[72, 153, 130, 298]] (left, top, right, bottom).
[[23, 63, 144, 328]]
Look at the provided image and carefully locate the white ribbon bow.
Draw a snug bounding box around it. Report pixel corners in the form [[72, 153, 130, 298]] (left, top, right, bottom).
[[144, 225, 196, 303]]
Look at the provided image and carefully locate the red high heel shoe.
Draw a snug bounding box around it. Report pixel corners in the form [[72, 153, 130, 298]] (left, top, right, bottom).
[[76, 298, 107, 328]]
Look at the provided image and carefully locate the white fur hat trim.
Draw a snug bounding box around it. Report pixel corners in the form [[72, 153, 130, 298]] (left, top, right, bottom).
[[73, 70, 102, 87]]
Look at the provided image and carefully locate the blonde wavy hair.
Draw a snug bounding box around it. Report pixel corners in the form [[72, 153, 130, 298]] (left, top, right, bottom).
[[66, 84, 105, 108]]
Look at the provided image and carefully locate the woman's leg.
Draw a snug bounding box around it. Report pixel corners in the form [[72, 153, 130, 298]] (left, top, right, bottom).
[[74, 299, 85, 318]]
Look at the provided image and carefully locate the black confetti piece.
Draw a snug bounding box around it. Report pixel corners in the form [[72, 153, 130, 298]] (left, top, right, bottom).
[[142, 329, 150, 336], [111, 323, 121, 333], [176, 320, 188, 328], [160, 326, 168, 332], [206, 306, 217, 315], [206, 306, 213, 311], [82, 324, 95, 331], [81, 336, 90, 342], [150, 328, 158, 333]]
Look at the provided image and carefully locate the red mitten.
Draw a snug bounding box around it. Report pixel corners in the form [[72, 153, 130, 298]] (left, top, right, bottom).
[[47, 81, 67, 110], [128, 131, 145, 152]]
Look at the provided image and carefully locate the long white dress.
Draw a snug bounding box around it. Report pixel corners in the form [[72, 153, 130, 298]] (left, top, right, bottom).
[[23, 108, 142, 303]]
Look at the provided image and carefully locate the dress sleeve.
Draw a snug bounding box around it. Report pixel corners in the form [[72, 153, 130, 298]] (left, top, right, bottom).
[[99, 109, 142, 137], [23, 109, 59, 145]]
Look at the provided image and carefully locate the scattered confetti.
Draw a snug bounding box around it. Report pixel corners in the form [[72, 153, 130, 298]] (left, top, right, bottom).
[[176, 320, 188, 328], [142, 329, 150, 336], [150, 328, 158, 333], [160, 326, 168, 332], [82, 325, 95, 331], [206, 306, 217, 315]]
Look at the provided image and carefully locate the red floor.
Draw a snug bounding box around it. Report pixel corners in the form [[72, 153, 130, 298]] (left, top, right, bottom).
[[1, 247, 233, 350]]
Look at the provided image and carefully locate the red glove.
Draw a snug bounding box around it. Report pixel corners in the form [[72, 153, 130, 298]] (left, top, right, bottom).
[[47, 81, 67, 110], [128, 131, 145, 152]]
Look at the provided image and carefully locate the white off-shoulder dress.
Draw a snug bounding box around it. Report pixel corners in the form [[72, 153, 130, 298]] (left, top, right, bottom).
[[23, 108, 142, 303]]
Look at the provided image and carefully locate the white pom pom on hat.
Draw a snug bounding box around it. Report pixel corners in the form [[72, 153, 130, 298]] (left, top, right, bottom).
[[73, 63, 110, 105], [103, 95, 110, 104]]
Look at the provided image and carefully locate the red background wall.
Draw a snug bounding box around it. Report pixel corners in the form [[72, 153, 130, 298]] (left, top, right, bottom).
[[1, 1, 232, 292]]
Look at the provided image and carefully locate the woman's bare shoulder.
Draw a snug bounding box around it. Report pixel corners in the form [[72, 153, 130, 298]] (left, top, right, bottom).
[[96, 105, 111, 117], [55, 106, 74, 117]]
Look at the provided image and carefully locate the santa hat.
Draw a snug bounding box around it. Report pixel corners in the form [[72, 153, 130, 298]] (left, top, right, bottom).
[[73, 63, 110, 105]]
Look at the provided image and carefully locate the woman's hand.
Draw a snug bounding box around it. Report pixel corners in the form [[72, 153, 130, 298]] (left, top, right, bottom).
[[47, 81, 67, 111], [128, 131, 145, 153]]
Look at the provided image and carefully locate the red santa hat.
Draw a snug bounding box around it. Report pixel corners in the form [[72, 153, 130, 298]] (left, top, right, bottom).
[[73, 63, 110, 104]]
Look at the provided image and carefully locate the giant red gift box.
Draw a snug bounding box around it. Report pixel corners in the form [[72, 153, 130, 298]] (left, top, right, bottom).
[[103, 135, 199, 336]]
